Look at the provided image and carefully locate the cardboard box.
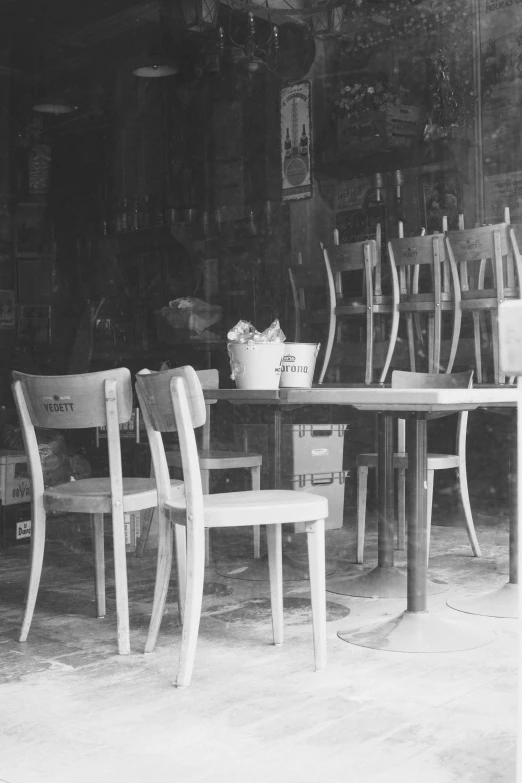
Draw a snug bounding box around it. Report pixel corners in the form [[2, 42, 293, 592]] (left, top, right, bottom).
[[0, 503, 32, 548]]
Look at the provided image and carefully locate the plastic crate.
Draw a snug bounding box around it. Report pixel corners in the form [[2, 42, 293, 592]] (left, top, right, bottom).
[[285, 470, 349, 533], [0, 450, 32, 506], [281, 424, 347, 476]]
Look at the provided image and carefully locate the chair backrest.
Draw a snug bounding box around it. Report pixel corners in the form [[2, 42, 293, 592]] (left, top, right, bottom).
[[388, 233, 451, 302], [135, 366, 205, 515], [445, 223, 513, 295], [508, 223, 522, 289], [328, 239, 378, 297], [288, 254, 330, 343], [321, 239, 381, 385], [12, 368, 133, 499]]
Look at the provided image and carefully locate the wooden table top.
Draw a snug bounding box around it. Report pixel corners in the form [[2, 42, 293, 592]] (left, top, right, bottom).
[[204, 384, 519, 412]]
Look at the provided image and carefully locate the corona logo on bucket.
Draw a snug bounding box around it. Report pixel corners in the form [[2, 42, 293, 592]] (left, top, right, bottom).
[[279, 343, 320, 388]]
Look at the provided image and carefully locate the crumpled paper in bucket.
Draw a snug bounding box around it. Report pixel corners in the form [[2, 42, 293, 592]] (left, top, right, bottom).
[[227, 319, 286, 380]]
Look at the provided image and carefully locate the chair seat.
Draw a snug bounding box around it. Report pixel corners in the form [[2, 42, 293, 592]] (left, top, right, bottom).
[[357, 452, 459, 471], [166, 449, 262, 470], [165, 489, 328, 529], [44, 477, 184, 514]]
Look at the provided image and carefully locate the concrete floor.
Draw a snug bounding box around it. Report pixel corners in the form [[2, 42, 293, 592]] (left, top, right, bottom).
[[0, 514, 517, 783]]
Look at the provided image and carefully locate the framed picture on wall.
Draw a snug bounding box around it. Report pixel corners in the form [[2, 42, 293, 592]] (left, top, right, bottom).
[[281, 81, 313, 202], [419, 169, 462, 233], [0, 290, 15, 329], [17, 304, 51, 345]]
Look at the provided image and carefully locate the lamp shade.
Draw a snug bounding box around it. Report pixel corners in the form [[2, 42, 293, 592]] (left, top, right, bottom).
[[32, 95, 77, 114], [133, 31, 179, 77], [133, 60, 179, 78]]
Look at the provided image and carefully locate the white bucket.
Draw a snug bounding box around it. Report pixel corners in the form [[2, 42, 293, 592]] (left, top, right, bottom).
[[228, 342, 285, 389], [279, 343, 321, 388]]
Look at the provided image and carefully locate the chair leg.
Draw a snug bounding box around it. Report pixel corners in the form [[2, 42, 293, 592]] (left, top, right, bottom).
[[174, 521, 187, 626], [396, 468, 406, 551], [266, 523, 283, 645], [356, 466, 368, 564], [19, 500, 47, 643], [379, 310, 399, 384], [176, 522, 205, 688], [251, 465, 261, 558], [145, 508, 174, 654], [135, 508, 155, 558], [426, 470, 434, 566], [457, 466, 482, 558], [306, 518, 327, 672], [112, 512, 130, 655], [201, 469, 212, 567], [491, 310, 503, 385], [91, 513, 105, 619], [472, 311, 482, 383], [406, 313, 416, 371]]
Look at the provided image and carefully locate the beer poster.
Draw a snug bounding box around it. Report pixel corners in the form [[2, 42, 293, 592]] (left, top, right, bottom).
[[479, 0, 522, 213], [280, 81, 313, 202]]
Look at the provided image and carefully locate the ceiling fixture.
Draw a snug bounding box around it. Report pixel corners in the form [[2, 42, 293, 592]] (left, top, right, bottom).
[[180, 0, 220, 31], [309, 2, 345, 38], [228, 8, 279, 76]]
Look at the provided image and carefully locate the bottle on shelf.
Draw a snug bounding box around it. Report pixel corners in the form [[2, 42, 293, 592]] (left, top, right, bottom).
[[299, 124, 308, 157], [131, 196, 139, 231], [120, 198, 129, 232], [284, 128, 292, 158], [140, 195, 150, 229]]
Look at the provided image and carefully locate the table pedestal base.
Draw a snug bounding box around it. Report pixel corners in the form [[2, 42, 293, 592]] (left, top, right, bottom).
[[215, 553, 336, 582], [337, 610, 496, 652], [447, 581, 518, 619], [326, 566, 448, 599]]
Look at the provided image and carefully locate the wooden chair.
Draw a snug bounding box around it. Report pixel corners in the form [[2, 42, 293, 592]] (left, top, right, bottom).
[[136, 368, 263, 563], [288, 253, 331, 384], [135, 365, 328, 687], [321, 236, 393, 385], [445, 223, 519, 384], [356, 370, 481, 564], [380, 232, 462, 384], [11, 368, 181, 655]]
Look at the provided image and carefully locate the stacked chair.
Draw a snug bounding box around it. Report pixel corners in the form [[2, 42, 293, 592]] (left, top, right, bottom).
[[321, 224, 395, 385]]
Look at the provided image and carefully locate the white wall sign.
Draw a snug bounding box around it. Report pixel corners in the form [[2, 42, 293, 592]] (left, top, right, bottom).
[[280, 81, 313, 202], [499, 300, 522, 376], [484, 171, 522, 223]]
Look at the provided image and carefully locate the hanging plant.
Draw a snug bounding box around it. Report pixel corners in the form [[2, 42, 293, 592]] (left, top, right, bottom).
[[423, 48, 476, 142]]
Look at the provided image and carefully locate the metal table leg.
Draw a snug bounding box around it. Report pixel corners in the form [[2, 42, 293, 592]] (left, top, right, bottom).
[[327, 413, 447, 599], [448, 403, 519, 619], [338, 414, 496, 652]]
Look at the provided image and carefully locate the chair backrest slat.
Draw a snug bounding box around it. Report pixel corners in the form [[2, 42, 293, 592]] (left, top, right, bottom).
[[135, 366, 206, 433], [11, 368, 133, 429], [388, 234, 447, 267], [445, 223, 511, 296], [329, 239, 378, 274]]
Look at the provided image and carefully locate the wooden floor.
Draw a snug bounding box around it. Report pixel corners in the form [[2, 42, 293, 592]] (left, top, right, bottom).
[[0, 512, 517, 783]]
